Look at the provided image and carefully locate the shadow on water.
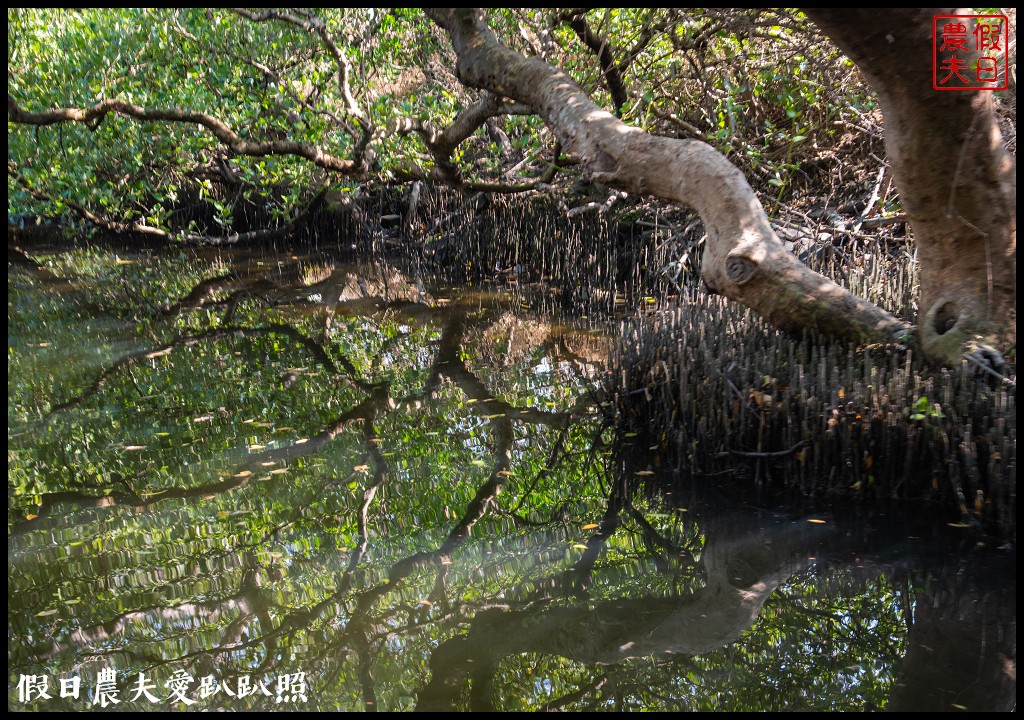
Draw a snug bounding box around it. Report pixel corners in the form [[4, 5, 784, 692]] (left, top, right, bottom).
[[6, 218, 1016, 711]]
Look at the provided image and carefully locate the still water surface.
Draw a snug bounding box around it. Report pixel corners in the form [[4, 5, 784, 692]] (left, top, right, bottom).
[[7, 242, 1015, 711]]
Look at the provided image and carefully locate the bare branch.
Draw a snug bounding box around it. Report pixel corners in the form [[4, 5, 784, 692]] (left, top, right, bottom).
[[170, 18, 353, 134], [559, 10, 629, 115], [388, 91, 538, 187], [8, 94, 357, 174], [226, 8, 366, 124]]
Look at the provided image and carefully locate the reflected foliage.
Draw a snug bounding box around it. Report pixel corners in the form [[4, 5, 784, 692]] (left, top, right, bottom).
[[8, 243, 1015, 711]]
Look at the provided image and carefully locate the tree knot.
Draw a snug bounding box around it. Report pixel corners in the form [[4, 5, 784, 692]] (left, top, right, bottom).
[[725, 256, 757, 285]]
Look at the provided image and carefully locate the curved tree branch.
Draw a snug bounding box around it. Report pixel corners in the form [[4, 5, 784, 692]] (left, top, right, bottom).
[[426, 8, 911, 347], [387, 91, 557, 192], [8, 94, 358, 175]]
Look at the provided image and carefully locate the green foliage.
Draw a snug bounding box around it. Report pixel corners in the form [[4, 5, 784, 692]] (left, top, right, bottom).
[[8, 8, 885, 230], [908, 395, 945, 421], [7, 9, 460, 230], [9, 236, 1010, 712]]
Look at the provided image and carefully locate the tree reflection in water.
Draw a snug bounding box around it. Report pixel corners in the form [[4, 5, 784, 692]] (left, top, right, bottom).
[[7, 244, 1015, 711]]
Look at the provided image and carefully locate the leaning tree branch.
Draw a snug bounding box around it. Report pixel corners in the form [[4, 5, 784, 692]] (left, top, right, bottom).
[[8, 94, 358, 175], [388, 91, 551, 192], [426, 8, 911, 346], [431, 92, 533, 163]]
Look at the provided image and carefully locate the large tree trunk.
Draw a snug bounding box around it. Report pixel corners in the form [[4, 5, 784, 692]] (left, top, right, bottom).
[[427, 9, 1015, 367], [426, 9, 910, 348], [806, 8, 1016, 367]]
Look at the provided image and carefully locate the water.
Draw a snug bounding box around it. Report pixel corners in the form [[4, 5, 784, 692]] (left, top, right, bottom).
[[7, 241, 1015, 711]]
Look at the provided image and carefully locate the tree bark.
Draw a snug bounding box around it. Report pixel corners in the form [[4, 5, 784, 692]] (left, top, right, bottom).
[[426, 9, 911, 350], [805, 8, 1016, 367]]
